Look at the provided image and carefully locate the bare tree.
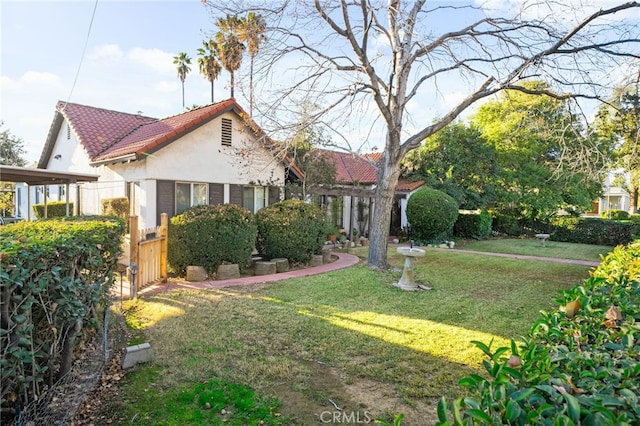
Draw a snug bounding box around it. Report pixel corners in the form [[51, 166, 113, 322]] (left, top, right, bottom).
[[205, 0, 640, 268]]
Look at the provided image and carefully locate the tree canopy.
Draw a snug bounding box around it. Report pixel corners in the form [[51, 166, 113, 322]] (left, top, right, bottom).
[[206, 0, 640, 268], [0, 122, 27, 167]]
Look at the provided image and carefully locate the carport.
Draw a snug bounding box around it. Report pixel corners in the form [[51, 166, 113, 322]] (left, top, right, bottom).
[[0, 165, 99, 220]]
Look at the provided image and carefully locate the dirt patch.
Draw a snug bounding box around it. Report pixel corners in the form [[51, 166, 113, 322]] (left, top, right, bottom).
[[273, 360, 438, 425]]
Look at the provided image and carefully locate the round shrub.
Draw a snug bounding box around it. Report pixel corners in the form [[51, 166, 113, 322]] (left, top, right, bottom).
[[406, 187, 459, 242], [600, 209, 629, 220], [168, 204, 256, 275], [255, 200, 328, 263]]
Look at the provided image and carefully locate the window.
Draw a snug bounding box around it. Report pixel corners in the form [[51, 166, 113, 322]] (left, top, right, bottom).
[[176, 182, 208, 214], [221, 118, 232, 146], [242, 186, 267, 213]]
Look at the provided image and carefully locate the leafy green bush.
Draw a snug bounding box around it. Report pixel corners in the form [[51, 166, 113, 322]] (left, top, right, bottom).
[[454, 211, 493, 240], [406, 187, 459, 242], [437, 242, 640, 425], [101, 197, 129, 230], [32, 200, 73, 218], [552, 216, 634, 246], [490, 210, 522, 236], [600, 209, 630, 220], [1, 216, 124, 422], [168, 204, 256, 275], [255, 200, 327, 263]]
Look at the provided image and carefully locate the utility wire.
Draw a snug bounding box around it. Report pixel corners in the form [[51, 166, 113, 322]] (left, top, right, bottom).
[[62, 0, 99, 109]]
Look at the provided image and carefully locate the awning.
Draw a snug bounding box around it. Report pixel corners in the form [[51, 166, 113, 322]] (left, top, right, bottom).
[[0, 165, 99, 185]]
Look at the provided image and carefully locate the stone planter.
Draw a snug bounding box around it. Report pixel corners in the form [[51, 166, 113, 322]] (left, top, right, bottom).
[[186, 265, 207, 282], [309, 254, 323, 267], [271, 258, 290, 273], [321, 248, 331, 264], [254, 261, 276, 276], [217, 263, 240, 280]]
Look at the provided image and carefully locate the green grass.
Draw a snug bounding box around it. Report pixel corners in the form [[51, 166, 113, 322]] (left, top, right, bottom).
[[456, 237, 613, 261], [113, 242, 594, 423]]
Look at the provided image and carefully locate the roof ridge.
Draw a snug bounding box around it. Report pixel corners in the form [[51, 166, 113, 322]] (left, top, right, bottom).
[[56, 100, 156, 120]]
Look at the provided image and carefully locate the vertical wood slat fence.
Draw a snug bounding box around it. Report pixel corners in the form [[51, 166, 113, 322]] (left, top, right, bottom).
[[129, 213, 168, 298]]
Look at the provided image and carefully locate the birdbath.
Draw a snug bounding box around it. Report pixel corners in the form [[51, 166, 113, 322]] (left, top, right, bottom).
[[394, 246, 426, 291]]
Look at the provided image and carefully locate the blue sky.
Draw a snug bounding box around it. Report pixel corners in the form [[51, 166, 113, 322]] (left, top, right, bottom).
[[2, 0, 223, 163]]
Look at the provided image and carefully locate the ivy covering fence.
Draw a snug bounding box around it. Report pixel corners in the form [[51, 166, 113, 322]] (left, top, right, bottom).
[[437, 242, 640, 425], [0, 216, 124, 422]]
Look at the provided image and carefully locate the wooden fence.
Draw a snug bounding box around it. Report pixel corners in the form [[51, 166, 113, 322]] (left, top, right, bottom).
[[129, 213, 168, 298]]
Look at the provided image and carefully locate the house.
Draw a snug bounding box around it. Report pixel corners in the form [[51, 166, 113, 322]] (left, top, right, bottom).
[[34, 99, 300, 229], [308, 149, 424, 239], [587, 171, 634, 216]]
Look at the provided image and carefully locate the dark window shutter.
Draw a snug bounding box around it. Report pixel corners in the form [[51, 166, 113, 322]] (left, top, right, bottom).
[[229, 184, 243, 206], [157, 180, 175, 224], [269, 186, 280, 205], [209, 183, 224, 205]]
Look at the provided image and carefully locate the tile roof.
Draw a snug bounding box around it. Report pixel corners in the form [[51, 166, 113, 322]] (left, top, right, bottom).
[[318, 149, 424, 193], [320, 149, 378, 185]]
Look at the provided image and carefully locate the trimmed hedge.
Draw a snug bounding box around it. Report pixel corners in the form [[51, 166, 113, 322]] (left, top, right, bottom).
[[32, 200, 73, 219], [101, 197, 129, 230], [0, 216, 125, 423], [551, 217, 634, 246], [600, 209, 630, 220], [438, 242, 640, 425], [255, 200, 327, 263], [406, 187, 459, 242], [168, 204, 257, 275], [454, 211, 493, 240]]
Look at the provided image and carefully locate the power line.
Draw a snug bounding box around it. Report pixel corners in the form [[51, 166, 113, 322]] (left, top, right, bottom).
[[64, 0, 99, 106]]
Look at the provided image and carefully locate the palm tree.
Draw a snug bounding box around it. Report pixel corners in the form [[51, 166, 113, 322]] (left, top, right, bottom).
[[215, 15, 245, 99], [238, 12, 266, 116], [197, 40, 222, 103], [173, 52, 192, 109]]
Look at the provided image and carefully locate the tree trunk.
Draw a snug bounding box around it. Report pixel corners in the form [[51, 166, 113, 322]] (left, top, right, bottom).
[[249, 55, 255, 116], [629, 181, 638, 215], [368, 140, 402, 269], [58, 319, 82, 379], [211, 80, 214, 103], [230, 71, 235, 98]]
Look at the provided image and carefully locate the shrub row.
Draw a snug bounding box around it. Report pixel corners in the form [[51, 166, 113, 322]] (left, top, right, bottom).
[[32, 200, 73, 219], [551, 217, 634, 246], [600, 209, 629, 220], [101, 197, 130, 231], [168, 201, 328, 274], [0, 216, 125, 422], [454, 211, 493, 240], [407, 187, 459, 242], [437, 242, 640, 425]]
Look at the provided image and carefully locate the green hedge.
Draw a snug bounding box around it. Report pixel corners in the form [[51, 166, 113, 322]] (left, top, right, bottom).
[[600, 209, 630, 220], [454, 211, 493, 240], [551, 217, 634, 246], [255, 200, 327, 263], [0, 216, 125, 422], [168, 204, 257, 275], [32, 200, 73, 219], [438, 242, 640, 425], [406, 187, 459, 242], [101, 197, 129, 230]]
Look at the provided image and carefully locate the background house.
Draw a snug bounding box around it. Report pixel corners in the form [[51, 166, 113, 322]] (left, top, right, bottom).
[[308, 150, 424, 239], [587, 171, 633, 216], [34, 99, 298, 229]]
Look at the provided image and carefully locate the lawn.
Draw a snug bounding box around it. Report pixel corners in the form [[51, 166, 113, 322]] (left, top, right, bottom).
[[102, 241, 598, 425], [455, 237, 613, 261]]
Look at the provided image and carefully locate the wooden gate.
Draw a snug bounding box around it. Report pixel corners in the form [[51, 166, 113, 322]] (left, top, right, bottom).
[[129, 213, 168, 298]]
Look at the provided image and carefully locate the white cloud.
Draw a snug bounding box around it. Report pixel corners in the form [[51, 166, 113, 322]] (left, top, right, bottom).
[[127, 47, 174, 73], [88, 44, 124, 61], [0, 71, 63, 93], [156, 80, 177, 92]]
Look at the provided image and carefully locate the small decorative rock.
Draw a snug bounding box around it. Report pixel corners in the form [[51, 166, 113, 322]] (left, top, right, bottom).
[[309, 254, 324, 267], [254, 261, 276, 276], [217, 263, 240, 280], [271, 258, 290, 273], [186, 265, 207, 282]]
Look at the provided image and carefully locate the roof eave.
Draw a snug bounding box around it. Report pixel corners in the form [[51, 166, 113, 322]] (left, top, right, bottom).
[[90, 153, 138, 166]]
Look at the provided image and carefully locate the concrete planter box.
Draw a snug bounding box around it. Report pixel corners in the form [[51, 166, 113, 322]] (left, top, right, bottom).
[[186, 265, 207, 282], [217, 263, 240, 280]]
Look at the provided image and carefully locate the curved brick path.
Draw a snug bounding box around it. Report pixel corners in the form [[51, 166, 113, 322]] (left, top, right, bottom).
[[125, 247, 599, 299], [135, 251, 361, 297]]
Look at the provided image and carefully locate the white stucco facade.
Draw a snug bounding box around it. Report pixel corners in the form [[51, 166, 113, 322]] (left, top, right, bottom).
[[37, 111, 285, 229]]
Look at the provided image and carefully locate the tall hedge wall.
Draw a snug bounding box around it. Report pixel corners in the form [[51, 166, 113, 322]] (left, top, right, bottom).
[[0, 216, 125, 423]]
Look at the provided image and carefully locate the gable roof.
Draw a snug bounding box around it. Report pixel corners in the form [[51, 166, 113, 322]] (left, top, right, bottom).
[[38, 99, 302, 178], [317, 149, 424, 194]]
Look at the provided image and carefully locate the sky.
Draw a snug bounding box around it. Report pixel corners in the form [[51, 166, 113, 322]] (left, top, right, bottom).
[[2, 0, 220, 164], [1, 1, 638, 165]]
